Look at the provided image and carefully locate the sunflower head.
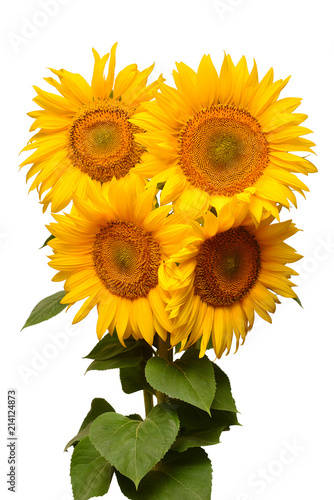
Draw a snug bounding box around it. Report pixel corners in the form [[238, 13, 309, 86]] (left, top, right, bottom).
[[131, 53, 317, 222], [20, 45, 163, 213], [47, 177, 196, 346], [166, 203, 302, 358]]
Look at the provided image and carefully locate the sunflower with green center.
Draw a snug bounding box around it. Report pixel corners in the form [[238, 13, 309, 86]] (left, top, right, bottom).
[[131, 53, 316, 221], [47, 177, 194, 345], [21, 44, 162, 213], [165, 203, 301, 357]]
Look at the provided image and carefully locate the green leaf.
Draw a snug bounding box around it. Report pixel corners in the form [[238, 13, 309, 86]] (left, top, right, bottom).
[[89, 403, 180, 488], [145, 348, 216, 414], [39, 234, 55, 249], [65, 398, 114, 451], [293, 296, 303, 308], [169, 399, 238, 453], [211, 363, 238, 413], [71, 436, 113, 500], [84, 333, 138, 360], [22, 291, 67, 330], [127, 414, 143, 422], [120, 361, 155, 394], [116, 448, 212, 500], [171, 427, 225, 452], [175, 400, 240, 431], [86, 353, 142, 373]]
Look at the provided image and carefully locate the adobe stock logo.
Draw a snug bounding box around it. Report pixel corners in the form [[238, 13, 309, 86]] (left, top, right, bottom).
[[17, 324, 81, 385], [212, 0, 244, 21], [294, 234, 334, 283], [7, 0, 72, 53], [231, 439, 306, 500]]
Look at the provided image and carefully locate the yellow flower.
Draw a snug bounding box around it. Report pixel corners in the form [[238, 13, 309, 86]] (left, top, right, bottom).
[[166, 204, 301, 357], [47, 177, 194, 345], [21, 45, 161, 213], [131, 54, 316, 221]]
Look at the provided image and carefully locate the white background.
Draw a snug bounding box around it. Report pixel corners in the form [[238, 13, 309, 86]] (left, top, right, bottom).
[[1, 0, 333, 499]]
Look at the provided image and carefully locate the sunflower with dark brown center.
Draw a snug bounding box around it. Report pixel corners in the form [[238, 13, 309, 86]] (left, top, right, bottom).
[[131, 53, 316, 221], [67, 102, 143, 183], [21, 45, 161, 213], [179, 105, 268, 197], [166, 204, 302, 358], [92, 220, 161, 299], [47, 178, 195, 345], [194, 227, 261, 307]]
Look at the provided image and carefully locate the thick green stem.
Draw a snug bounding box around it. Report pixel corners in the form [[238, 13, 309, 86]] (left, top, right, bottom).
[[159, 334, 173, 362], [144, 390, 154, 417], [156, 334, 173, 404]]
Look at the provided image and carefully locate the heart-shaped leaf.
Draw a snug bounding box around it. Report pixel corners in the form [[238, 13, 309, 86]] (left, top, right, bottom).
[[211, 363, 237, 412], [120, 362, 155, 394], [145, 348, 215, 413], [71, 437, 115, 500], [65, 398, 114, 451], [116, 448, 212, 500], [70, 436, 113, 500], [89, 403, 179, 488]]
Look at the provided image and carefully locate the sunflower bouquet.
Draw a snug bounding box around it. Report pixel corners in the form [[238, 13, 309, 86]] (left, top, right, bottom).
[[20, 44, 316, 499]]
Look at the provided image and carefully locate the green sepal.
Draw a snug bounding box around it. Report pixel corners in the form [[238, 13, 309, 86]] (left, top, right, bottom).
[[64, 398, 114, 451], [39, 234, 55, 249], [70, 436, 114, 500], [211, 363, 238, 412], [116, 448, 212, 500], [109, 89, 114, 98], [85, 353, 142, 373], [293, 295, 303, 308], [145, 348, 216, 414], [120, 361, 155, 394], [21, 291, 67, 330], [89, 403, 180, 488], [174, 341, 182, 354], [156, 182, 165, 190]]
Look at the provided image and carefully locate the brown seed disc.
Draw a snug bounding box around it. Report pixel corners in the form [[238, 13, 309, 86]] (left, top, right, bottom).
[[92, 220, 161, 299], [194, 226, 261, 307], [68, 101, 143, 182], [178, 105, 268, 196]]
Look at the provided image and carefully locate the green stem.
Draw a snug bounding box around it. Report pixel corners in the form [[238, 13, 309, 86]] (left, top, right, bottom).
[[156, 334, 173, 404], [144, 390, 154, 417]]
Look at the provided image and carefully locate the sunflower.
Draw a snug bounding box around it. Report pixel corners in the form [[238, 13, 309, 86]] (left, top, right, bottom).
[[165, 203, 301, 358], [131, 54, 316, 221], [47, 177, 195, 345], [20, 44, 161, 213]]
